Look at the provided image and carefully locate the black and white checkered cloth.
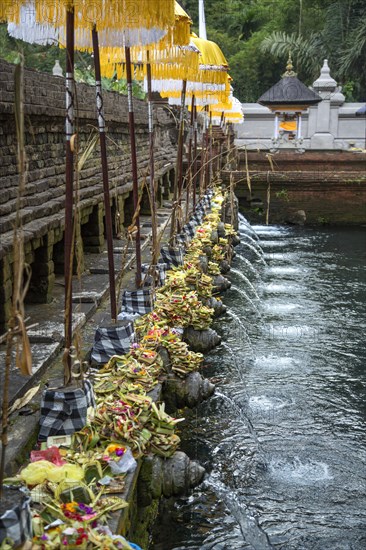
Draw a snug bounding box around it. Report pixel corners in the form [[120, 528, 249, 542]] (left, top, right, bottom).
[[141, 263, 168, 287], [121, 288, 155, 315], [91, 321, 135, 364], [182, 220, 197, 239], [190, 211, 204, 225], [0, 487, 32, 548], [160, 245, 184, 269], [39, 379, 96, 441], [175, 233, 189, 246]]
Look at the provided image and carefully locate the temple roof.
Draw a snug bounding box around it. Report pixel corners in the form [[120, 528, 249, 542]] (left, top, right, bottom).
[[258, 57, 321, 107]]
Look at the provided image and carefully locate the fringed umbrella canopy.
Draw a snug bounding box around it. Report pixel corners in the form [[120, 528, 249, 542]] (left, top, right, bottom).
[[0, 0, 175, 35], [209, 96, 244, 124], [161, 72, 231, 106], [190, 33, 229, 85], [7, 0, 175, 47], [158, 35, 230, 107], [98, 1, 194, 83], [102, 41, 199, 83]]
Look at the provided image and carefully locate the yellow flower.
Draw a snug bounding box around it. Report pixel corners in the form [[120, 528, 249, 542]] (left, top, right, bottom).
[[105, 444, 120, 454]]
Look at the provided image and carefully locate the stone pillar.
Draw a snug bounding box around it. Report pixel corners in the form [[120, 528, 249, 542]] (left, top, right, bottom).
[[0, 256, 13, 331], [26, 232, 55, 304], [296, 112, 302, 139], [274, 112, 279, 139], [310, 59, 344, 149], [81, 203, 105, 253]]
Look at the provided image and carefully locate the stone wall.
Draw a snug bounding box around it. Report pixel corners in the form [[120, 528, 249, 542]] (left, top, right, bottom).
[[223, 150, 366, 225], [0, 59, 177, 330]]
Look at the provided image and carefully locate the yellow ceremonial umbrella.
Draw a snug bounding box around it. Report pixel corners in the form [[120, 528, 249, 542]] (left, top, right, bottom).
[[4, 1, 175, 37], [157, 34, 229, 106]]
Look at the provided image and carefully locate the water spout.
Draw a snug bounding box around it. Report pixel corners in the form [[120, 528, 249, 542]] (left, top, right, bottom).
[[230, 268, 260, 299], [230, 285, 261, 315], [235, 254, 261, 279], [241, 242, 267, 265], [240, 232, 265, 255]]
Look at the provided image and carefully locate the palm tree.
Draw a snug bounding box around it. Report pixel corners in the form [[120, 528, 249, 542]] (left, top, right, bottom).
[[260, 0, 366, 98]]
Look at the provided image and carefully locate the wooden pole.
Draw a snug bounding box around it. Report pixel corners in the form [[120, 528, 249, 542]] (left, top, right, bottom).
[[170, 79, 187, 239], [193, 103, 198, 209], [185, 94, 195, 221], [146, 52, 158, 265], [64, 7, 75, 385], [209, 110, 213, 181], [125, 46, 142, 287], [92, 28, 117, 321], [199, 108, 206, 198]]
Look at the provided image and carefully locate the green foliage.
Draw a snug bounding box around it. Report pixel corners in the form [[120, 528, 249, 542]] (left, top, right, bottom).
[[182, 0, 365, 102], [275, 189, 290, 202]]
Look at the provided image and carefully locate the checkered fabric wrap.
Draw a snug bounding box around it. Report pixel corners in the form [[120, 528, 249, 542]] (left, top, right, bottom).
[[91, 321, 135, 364], [141, 263, 167, 287], [182, 220, 197, 239], [190, 211, 204, 225], [121, 289, 154, 315], [160, 245, 184, 269], [175, 233, 189, 246], [39, 379, 96, 441], [0, 487, 32, 547]]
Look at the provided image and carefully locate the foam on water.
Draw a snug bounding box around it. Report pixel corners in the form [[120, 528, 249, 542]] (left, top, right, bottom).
[[267, 266, 302, 276], [263, 303, 302, 314], [260, 324, 318, 340], [249, 395, 288, 411], [254, 355, 296, 370], [263, 283, 302, 293], [260, 240, 292, 248], [269, 457, 333, 484]]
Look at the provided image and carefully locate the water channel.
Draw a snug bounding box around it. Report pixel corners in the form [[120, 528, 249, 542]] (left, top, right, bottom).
[[151, 218, 366, 549]]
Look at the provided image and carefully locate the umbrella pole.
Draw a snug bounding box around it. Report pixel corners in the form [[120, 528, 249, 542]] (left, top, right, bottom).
[[146, 52, 158, 265], [199, 109, 206, 198], [170, 78, 187, 240], [193, 103, 197, 209], [209, 110, 213, 183], [205, 108, 210, 189], [92, 28, 117, 321], [64, 7, 75, 385], [185, 94, 195, 221], [125, 46, 142, 287]]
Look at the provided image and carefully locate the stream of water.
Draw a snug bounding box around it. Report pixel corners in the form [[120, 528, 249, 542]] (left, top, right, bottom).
[[151, 219, 366, 550]]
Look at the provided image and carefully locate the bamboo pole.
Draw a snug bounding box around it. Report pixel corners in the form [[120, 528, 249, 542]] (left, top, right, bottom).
[[64, 7, 75, 385], [125, 46, 142, 287], [146, 52, 159, 265], [170, 78, 187, 240], [92, 28, 117, 321], [199, 108, 206, 198], [208, 110, 213, 182], [185, 94, 195, 221], [193, 103, 198, 209]]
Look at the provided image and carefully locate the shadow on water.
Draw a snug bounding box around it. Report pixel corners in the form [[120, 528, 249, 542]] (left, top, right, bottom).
[[151, 223, 366, 550]]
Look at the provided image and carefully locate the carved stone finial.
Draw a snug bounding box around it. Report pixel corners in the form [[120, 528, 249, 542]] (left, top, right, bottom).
[[282, 53, 297, 78], [313, 59, 337, 92]]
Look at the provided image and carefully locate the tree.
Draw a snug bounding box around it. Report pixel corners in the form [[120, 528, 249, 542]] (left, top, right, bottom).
[[260, 0, 366, 100]]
